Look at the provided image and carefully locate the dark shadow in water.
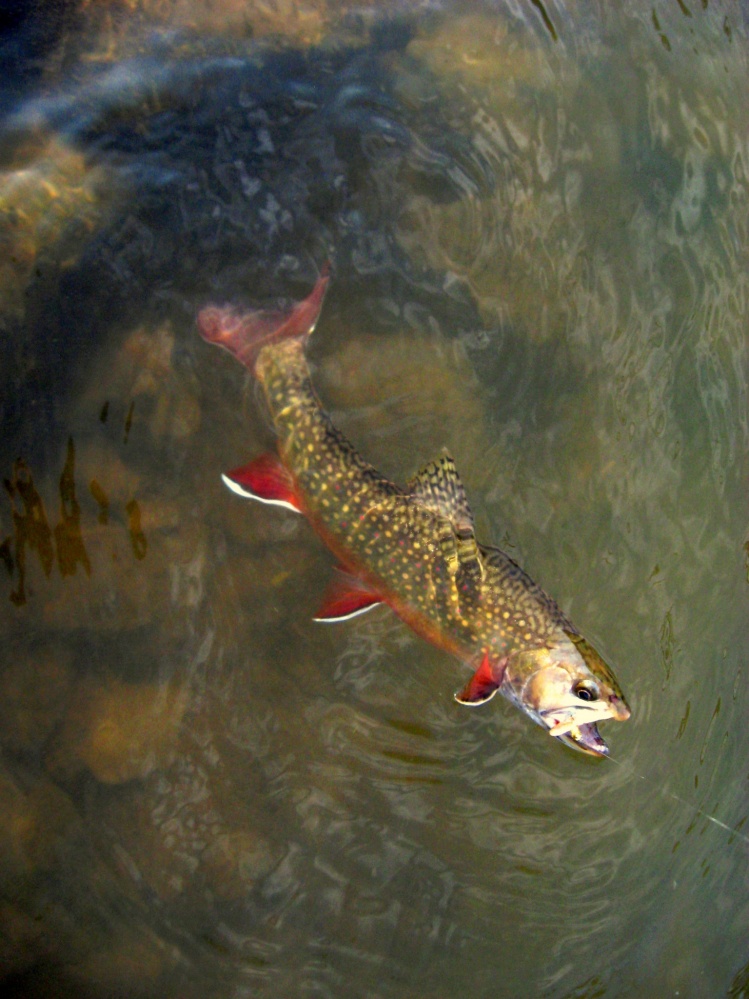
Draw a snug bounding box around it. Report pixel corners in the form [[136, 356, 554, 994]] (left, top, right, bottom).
[[0, 23, 488, 472], [0, 0, 79, 119]]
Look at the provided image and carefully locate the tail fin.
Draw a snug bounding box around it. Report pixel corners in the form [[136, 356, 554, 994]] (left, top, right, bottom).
[[198, 264, 330, 373]]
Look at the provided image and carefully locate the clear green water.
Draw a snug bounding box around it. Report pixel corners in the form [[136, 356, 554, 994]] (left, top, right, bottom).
[[1, 3, 748, 997]]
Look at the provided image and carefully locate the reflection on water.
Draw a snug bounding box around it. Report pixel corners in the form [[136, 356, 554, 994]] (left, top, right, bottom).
[[1, 2, 748, 997]]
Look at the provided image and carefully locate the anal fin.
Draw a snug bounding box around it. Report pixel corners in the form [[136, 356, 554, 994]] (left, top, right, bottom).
[[222, 453, 302, 513], [314, 569, 384, 623]]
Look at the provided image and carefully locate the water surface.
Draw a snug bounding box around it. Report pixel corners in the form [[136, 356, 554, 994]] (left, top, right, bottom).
[[1, 2, 748, 997]]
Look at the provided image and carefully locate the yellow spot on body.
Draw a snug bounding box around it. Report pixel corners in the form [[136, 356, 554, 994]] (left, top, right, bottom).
[[524, 633, 532, 641], [503, 611, 510, 619]]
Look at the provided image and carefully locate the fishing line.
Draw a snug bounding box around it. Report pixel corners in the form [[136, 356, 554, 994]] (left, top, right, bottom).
[[604, 753, 749, 846]]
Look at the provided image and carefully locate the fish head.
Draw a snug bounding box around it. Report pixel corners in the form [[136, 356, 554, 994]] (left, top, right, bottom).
[[501, 632, 630, 756]]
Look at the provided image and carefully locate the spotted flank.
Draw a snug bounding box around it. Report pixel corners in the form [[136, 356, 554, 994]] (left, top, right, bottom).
[[198, 269, 630, 756]]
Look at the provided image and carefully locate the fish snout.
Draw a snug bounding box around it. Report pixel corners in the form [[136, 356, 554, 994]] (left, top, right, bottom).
[[610, 695, 631, 722]]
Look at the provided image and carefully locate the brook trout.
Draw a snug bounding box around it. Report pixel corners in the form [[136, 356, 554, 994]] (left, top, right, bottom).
[[198, 268, 630, 756]]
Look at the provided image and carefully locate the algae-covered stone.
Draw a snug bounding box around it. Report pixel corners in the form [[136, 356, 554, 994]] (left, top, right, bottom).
[[77, 0, 328, 49], [48, 675, 188, 784], [0, 137, 107, 319], [407, 13, 564, 92]]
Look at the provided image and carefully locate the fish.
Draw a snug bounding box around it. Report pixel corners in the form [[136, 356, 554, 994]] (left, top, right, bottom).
[[198, 266, 630, 756]]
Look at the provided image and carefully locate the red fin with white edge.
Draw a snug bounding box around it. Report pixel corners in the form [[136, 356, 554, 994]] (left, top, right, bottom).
[[198, 265, 330, 373], [314, 569, 384, 623], [222, 453, 302, 513], [454, 653, 507, 706]]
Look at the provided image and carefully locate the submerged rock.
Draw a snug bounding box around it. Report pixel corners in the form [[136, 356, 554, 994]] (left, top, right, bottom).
[[0, 137, 107, 320], [93, 722, 283, 909], [47, 675, 188, 784]]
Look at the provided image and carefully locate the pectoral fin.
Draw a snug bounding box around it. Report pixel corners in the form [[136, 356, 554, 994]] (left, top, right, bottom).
[[222, 453, 302, 513], [454, 652, 507, 706], [314, 569, 385, 622]]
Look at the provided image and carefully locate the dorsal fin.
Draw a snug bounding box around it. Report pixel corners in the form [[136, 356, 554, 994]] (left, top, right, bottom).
[[407, 453, 474, 532]]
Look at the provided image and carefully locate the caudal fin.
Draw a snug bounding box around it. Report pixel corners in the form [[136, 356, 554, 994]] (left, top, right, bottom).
[[197, 264, 330, 373]]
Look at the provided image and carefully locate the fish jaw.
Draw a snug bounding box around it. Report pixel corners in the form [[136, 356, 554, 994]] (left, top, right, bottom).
[[555, 722, 609, 757]]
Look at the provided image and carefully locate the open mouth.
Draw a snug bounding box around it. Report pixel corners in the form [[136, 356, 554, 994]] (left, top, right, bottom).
[[540, 706, 612, 757], [540, 711, 609, 756]]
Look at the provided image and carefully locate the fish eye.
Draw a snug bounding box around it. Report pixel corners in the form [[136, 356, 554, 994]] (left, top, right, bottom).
[[574, 681, 598, 702]]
